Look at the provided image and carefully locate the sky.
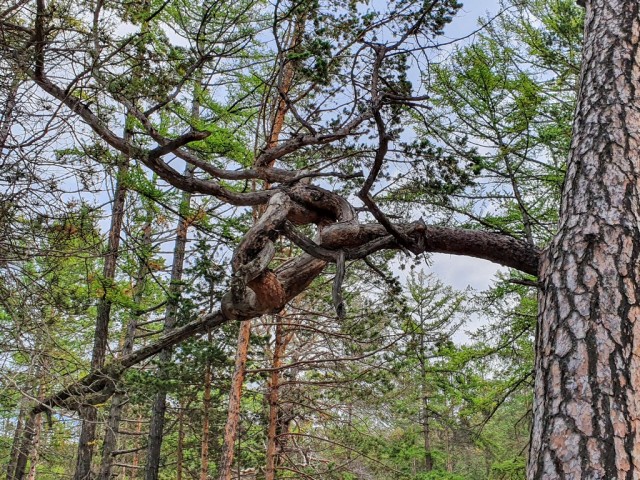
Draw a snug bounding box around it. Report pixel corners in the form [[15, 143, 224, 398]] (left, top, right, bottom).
[[424, 0, 505, 293], [99, 0, 508, 298]]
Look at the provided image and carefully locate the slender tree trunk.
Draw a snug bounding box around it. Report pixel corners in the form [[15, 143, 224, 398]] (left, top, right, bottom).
[[143, 228, 188, 480], [26, 378, 46, 480], [217, 320, 252, 480], [98, 212, 154, 480], [200, 331, 213, 480], [6, 399, 27, 480], [0, 76, 19, 152], [265, 317, 289, 480], [177, 402, 185, 480], [528, 1, 640, 478], [144, 83, 199, 480], [10, 413, 37, 480], [448, 437, 453, 472], [216, 22, 303, 478], [74, 153, 129, 480], [25, 413, 42, 480], [123, 413, 144, 480], [421, 397, 432, 472], [12, 161, 126, 480], [419, 361, 433, 472]]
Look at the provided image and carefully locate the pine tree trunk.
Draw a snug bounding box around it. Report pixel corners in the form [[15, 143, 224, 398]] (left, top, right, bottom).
[[124, 413, 144, 480], [419, 337, 433, 472], [217, 320, 252, 480], [528, 1, 640, 478], [98, 212, 153, 480], [26, 413, 42, 480], [216, 24, 300, 477], [143, 172, 193, 480], [0, 76, 19, 150], [421, 383, 433, 471]]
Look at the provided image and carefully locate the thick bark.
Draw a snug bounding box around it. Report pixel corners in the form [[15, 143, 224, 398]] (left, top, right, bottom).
[[528, 1, 640, 478], [216, 320, 252, 480]]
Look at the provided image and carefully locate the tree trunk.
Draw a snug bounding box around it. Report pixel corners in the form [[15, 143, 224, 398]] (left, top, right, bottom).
[[216, 38, 299, 474], [420, 367, 433, 472], [124, 413, 144, 480], [74, 154, 128, 480], [0, 76, 19, 151], [144, 83, 198, 480], [10, 413, 38, 480], [265, 316, 289, 480], [26, 376, 46, 480], [6, 400, 27, 480], [177, 403, 184, 480], [528, 1, 640, 478], [98, 211, 153, 480], [26, 412, 42, 480], [217, 320, 252, 480], [200, 331, 213, 480]]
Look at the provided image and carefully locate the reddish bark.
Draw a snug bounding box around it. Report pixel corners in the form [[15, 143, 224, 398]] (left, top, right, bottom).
[[528, 1, 640, 478], [216, 320, 252, 480], [265, 316, 289, 480]]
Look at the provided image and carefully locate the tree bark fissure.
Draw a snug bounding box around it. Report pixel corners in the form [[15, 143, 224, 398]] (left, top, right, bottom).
[[529, 1, 640, 478]]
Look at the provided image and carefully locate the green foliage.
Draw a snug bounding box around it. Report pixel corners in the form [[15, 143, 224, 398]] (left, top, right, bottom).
[[0, 0, 585, 478]]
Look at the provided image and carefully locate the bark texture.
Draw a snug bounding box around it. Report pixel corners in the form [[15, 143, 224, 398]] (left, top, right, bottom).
[[528, 1, 640, 478]]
